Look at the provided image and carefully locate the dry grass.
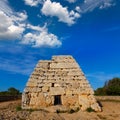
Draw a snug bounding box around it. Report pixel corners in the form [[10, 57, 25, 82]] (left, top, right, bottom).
[[0, 99, 120, 120]]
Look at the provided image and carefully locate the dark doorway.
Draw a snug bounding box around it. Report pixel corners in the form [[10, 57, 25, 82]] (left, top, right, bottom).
[[52, 83, 54, 87], [54, 95, 62, 105]]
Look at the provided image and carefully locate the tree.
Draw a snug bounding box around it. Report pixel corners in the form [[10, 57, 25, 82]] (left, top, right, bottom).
[[7, 87, 20, 96], [94, 88, 106, 96], [105, 78, 120, 95], [95, 77, 120, 96]]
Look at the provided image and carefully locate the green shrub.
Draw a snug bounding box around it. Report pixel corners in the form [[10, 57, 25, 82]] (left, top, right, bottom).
[[95, 77, 120, 96], [16, 106, 22, 111], [68, 109, 75, 114], [86, 107, 95, 112]]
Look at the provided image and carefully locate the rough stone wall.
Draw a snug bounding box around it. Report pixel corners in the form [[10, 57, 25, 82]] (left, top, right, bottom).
[[22, 55, 101, 111]]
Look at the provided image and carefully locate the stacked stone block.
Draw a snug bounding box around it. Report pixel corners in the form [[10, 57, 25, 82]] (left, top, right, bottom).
[[22, 55, 101, 111]]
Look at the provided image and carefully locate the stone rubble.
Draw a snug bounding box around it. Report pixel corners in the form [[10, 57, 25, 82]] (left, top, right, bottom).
[[22, 55, 101, 111]]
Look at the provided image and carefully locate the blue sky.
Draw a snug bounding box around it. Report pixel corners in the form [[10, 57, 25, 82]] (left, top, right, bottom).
[[0, 0, 120, 91]]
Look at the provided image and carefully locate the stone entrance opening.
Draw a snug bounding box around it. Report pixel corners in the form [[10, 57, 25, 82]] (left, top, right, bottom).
[[54, 95, 62, 105]]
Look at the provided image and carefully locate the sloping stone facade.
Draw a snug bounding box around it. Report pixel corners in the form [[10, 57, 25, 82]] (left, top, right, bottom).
[[22, 55, 101, 111]]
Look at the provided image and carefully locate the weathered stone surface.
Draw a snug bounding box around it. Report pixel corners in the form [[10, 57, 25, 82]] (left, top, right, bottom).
[[22, 55, 101, 112], [62, 94, 78, 106], [79, 95, 91, 110], [50, 87, 65, 95]]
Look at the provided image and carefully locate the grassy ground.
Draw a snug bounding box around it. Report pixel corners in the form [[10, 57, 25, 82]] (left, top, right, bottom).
[[0, 98, 120, 120]]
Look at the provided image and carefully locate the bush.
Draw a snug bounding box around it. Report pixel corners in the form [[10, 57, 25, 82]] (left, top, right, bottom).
[[105, 78, 120, 95], [95, 88, 106, 96], [68, 109, 75, 114], [0, 87, 21, 96], [86, 107, 95, 112], [16, 106, 22, 111], [95, 77, 120, 96], [8, 87, 20, 96]]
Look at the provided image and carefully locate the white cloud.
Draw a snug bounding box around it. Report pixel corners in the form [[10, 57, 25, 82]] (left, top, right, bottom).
[[24, 0, 39, 6], [21, 24, 62, 47], [0, 11, 26, 40], [99, 2, 113, 9], [66, 0, 76, 3], [0, 0, 27, 40], [0, 0, 61, 48], [41, 0, 80, 25], [0, 0, 12, 16], [81, 0, 114, 13], [27, 23, 46, 31], [75, 6, 82, 13], [24, 0, 43, 6], [12, 12, 28, 22]]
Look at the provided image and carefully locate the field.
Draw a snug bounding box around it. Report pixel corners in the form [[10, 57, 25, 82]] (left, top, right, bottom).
[[0, 97, 120, 120]]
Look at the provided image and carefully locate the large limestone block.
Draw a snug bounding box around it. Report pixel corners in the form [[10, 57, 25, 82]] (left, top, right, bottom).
[[50, 63, 79, 69], [54, 83, 61, 87], [62, 95, 78, 106], [50, 87, 65, 95], [88, 95, 96, 104], [35, 93, 47, 107], [66, 89, 73, 95], [36, 60, 50, 68], [45, 96, 53, 106], [73, 88, 88, 94], [42, 86, 49, 92], [68, 71, 83, 76], [72, 82, 80, 89], [52, 56, 74, 62], [78, 95, 90, 110], [26, 82, 37, 87], [91, 103, 101, 112]]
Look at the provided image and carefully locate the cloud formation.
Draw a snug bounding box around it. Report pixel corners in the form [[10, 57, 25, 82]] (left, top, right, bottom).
[[0, 1, 27, 40], [24, 0, 43, 6], [75, 6, 81, 13], [66, 0, 76, 3], [0, 0, 62, 48], [21, 24, 62, 47], [81, 0, 114, 13], [41, 0, 80, 25], [0, 0, 12, 15], [0, 0, 116, 47], [99, 2, 114, 9], [23, 0, 115, 26], [0, 11, 26, 40]]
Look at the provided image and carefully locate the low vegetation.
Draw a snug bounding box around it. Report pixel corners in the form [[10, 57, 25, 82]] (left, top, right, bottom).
[[95, 77, 120, 96], [0, 87, 21, 96], [0, 87, 21, 102], [86, 107, 95, 112], [16, 105, 22, 111]]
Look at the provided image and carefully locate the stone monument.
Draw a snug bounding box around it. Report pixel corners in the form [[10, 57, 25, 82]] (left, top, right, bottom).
[[22, 55, 101, 111]]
